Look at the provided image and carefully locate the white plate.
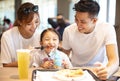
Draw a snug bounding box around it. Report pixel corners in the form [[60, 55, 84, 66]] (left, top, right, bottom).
[[53, 70, 95, 81]]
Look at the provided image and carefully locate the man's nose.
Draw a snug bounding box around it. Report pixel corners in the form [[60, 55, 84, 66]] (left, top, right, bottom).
[[77, 22, 83, 27]]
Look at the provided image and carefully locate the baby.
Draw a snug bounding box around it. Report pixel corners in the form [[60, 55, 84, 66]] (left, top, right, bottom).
[[31, 28, 72, 69]]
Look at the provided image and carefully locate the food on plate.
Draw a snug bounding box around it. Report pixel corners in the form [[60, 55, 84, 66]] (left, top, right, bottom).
[[56, 69, 84, 77]]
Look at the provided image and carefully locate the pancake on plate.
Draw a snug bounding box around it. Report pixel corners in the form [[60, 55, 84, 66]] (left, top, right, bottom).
[[56, 68, 84, 77]]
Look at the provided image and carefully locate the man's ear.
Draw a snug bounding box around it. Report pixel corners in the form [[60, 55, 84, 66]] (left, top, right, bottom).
[[93, 18, 98, 24]]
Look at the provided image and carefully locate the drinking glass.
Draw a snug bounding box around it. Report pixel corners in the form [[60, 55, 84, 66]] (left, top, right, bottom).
[[17, 49, 30, 79]]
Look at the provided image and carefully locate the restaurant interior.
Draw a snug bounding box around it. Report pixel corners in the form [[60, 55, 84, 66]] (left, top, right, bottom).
[[0, 0, 120, 64], [0, 0, 120, 81]]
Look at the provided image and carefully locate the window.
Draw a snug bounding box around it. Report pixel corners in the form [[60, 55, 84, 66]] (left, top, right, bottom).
[[22, 0, 57, 32], [98, 0, 116, 25]]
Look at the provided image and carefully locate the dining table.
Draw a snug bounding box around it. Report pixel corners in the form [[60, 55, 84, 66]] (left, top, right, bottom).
[[0, 67, 36, 81], [0, 67, 120, 81]]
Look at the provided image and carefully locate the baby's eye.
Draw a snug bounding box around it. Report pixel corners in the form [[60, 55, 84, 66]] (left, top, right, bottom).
[[45, 39, 49, 41], [53, 38, 57, 41]]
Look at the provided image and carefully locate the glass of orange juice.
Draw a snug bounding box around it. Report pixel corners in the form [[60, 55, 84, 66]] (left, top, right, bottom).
[[17, 49, 30, 79]]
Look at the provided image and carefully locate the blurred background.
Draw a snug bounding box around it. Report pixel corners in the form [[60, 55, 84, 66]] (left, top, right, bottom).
[[0, 0, 118, 30]]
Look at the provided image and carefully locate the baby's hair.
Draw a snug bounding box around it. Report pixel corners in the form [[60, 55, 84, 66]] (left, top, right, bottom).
[[40, 28, 61, 42]]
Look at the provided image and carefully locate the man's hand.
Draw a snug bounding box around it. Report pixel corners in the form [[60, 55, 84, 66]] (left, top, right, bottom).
[[94, 62, 108, 80]]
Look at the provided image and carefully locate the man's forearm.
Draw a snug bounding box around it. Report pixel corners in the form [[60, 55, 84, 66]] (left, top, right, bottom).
[[107, 59, 119, 78], [58, 47, 71, 56]]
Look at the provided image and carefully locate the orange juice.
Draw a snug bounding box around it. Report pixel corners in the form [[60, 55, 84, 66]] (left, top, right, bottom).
[[17, 49, 30, 79]]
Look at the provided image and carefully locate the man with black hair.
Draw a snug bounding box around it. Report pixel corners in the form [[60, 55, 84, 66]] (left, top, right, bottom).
[[62, 0, 119, 80]]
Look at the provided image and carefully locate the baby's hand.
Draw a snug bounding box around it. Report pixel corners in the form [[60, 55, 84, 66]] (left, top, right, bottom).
[[41, 60, 54, 69]]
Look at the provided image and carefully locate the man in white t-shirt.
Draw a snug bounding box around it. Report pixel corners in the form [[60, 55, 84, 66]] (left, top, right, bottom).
[[62, 0, 119, 80]]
